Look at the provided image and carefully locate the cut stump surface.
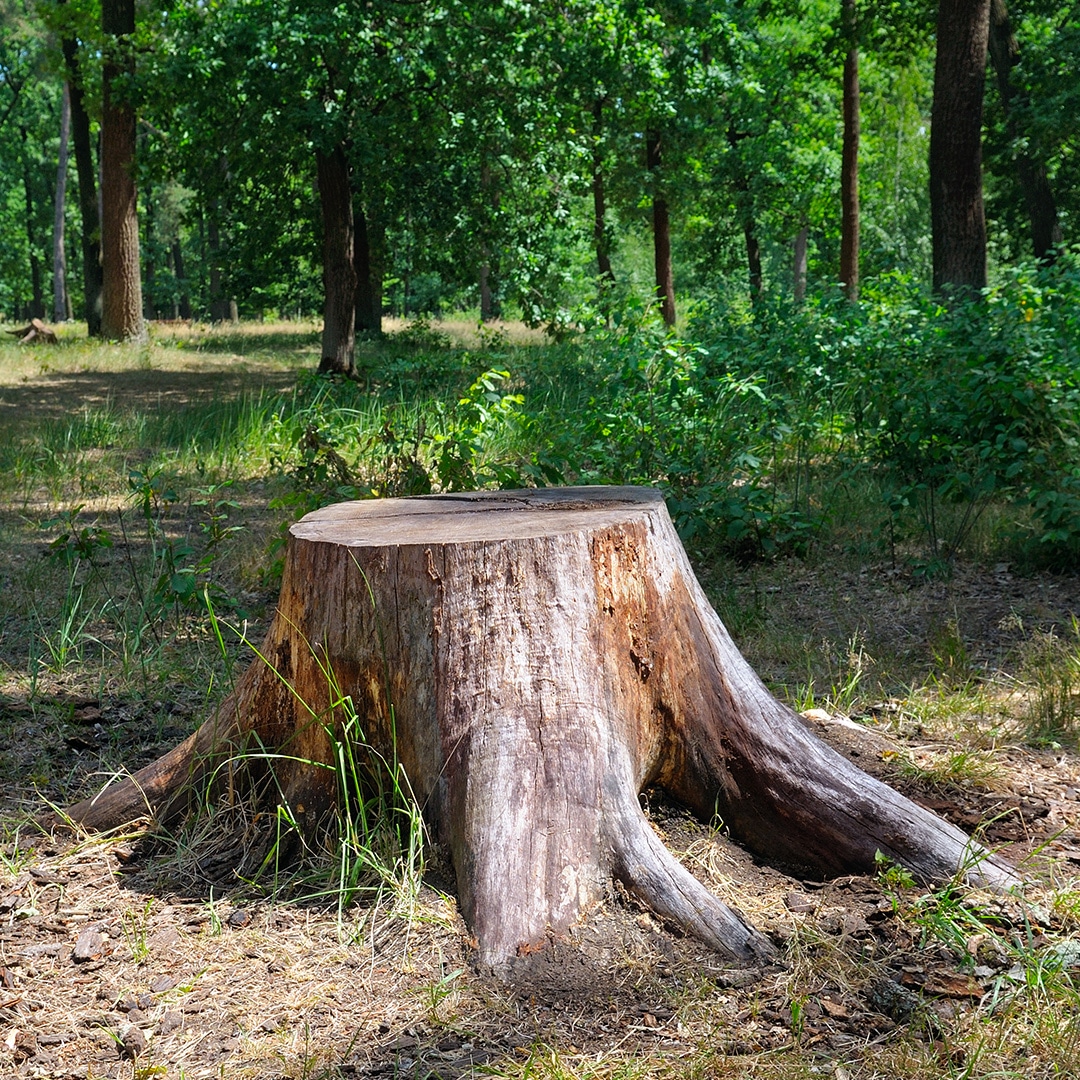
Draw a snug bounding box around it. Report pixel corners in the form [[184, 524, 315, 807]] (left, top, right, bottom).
[[66, 486, 1015, 970]]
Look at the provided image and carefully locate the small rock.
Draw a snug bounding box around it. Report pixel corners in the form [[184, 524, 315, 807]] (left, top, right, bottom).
[[156, 1012, 183, 1035], [784, 892, 816, 914], [227, 909, 251, 929], [118, 1025, 148, 1059], [867, 978, 920, 1021]]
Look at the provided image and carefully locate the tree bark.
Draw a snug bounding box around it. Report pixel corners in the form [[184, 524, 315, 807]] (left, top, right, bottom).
[[100, 0, 146, 341], [930, 0, 991, 296], [316, 144, 357, 375], [647, 131, 676, 327], [987, 0, 1061, 262], [53, 83, 71, 323], [839, 0, 860, 301], [62, 33, 103, 336], [592, 99, 615, 285], [64, 486, 1015, 973]]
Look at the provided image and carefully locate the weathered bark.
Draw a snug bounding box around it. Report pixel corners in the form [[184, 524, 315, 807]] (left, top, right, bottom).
[[53, 83, 72, 322], [793, 225, 809, 303], [100, 0, 146, 342], [65, 486, 1015, 973], [647, 131, 676, 326], [839, 0, 860, 301], [62, 32, 103, 336], [316, 144, 357, 375], [592, 99, 615, 285], [987, 0, 1061, 262], [930, 0, 991, 296]]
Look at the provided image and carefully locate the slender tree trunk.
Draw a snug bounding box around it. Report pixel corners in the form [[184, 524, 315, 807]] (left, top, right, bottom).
[[172, 239, 192, 320], [840, 0, 860, 301], [987, 0, 1060, 262], [647, 130, 676, 326], [19, 129, 45, 320], [592, 99, 615, 284], [207, 213, 229, 322], [143, 185, 156, 320], [52, 83, 71, 322], [100, 0, 145, 341], [793, 225, 809, 302], [727, 128, 762, 303], [930, 0, 991, 296], [316, 144, 357, 375], [743, 218, 763, 301], [354, 200, 381, 336], [479, 161, 501, 322], [60, 17, 102, 335]]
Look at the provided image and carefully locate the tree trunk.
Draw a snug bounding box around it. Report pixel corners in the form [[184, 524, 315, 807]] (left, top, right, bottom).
[[172, 238, 192, 320], [53, 83, 71, 323], [207, 215, 229, 323], [478, 161, 501, 323], [743, 218, 763, 302], [930, 0, 991, 296], [64, 486, 1014, 973], [19, 129, 45, 321], [354, 200, 381, 336], [840, 0, 860, 301], [793, 225, 809, 302], [62, 34, 103, 336], [316, 144, 357, 375], [100, 0, 146, 341], [592, 99, 615, 285], [647, 131, 676, 327], [143, 185, 156, 320], [987, 0, 1061, 262]]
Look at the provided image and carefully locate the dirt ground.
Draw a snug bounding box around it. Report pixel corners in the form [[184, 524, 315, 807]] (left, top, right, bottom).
[[4, 348, 1080, 1079]]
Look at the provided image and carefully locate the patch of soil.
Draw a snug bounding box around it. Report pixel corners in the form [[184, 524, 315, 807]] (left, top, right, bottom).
[[0, 366, 301, 432]]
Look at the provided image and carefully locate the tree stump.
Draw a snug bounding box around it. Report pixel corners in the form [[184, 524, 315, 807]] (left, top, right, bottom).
[[7, 318, 58, 344], [66, 486, 1014, 969]]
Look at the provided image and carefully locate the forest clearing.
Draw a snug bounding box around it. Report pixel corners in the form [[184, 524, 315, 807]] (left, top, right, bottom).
[[6, 0, 1080, 1075], [3, 317, 1080, 1080]]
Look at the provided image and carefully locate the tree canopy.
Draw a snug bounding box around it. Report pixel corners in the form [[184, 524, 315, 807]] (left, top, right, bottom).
[[0, 0, 1077, 326]]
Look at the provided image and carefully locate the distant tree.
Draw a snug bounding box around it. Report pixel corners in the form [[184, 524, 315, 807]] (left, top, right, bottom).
[[929, 0, 991, 295], [100, 0, 145, 340], [648, 129, 676, 325], [839, 0, 860, 300], [986, 0, 1060, 262], [59, 14, 103, 335]]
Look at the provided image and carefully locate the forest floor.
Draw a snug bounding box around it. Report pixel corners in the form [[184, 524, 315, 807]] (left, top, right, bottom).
[[2, 325, 1080, 1080]]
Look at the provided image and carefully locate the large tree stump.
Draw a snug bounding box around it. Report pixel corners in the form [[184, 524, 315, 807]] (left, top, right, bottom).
[[66, 487, 1015, 969]]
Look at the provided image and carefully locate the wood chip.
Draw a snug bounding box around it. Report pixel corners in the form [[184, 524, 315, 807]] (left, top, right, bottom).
[[73, 929, 106, 963]]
